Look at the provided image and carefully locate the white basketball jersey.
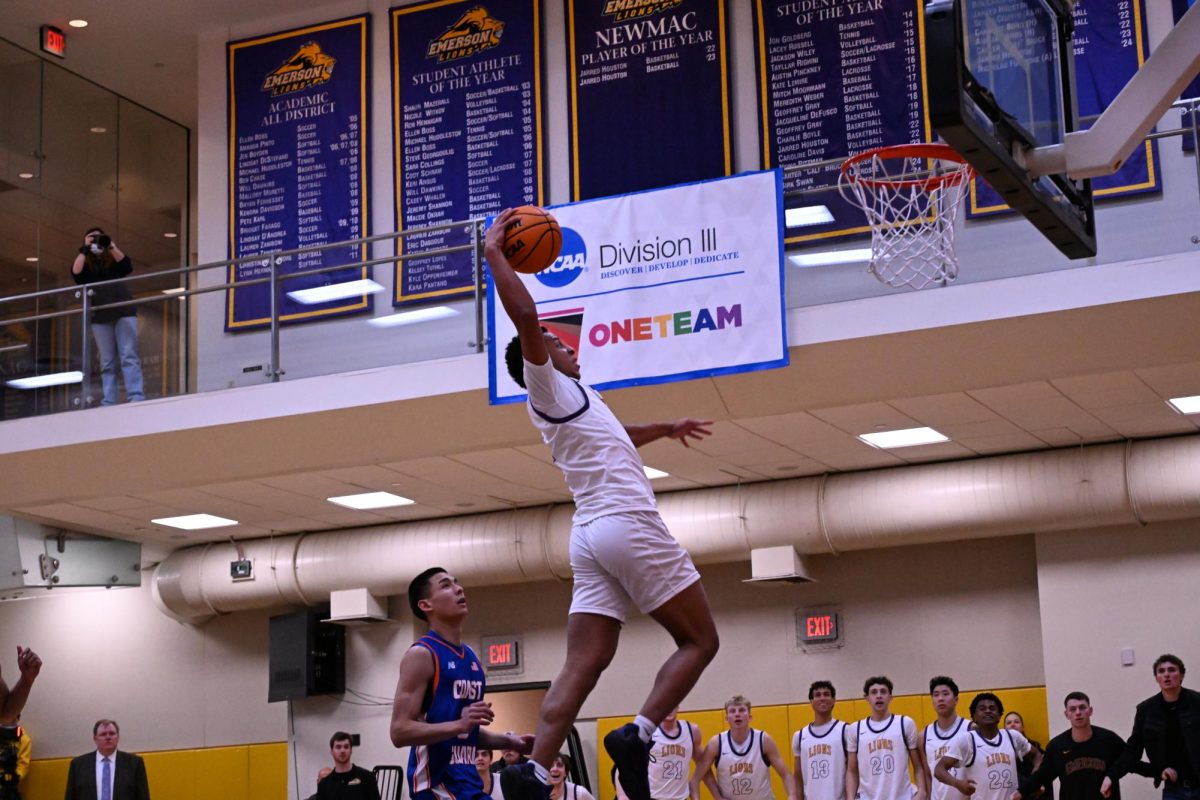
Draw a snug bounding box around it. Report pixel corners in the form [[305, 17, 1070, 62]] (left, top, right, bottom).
[[952, 730, 1030, 800], [923, 718, 970, 800], [716, 729, 775, 800], [649, 721, 696, 800], [792, 720, 847, 800], [850, 715, 917, 800]]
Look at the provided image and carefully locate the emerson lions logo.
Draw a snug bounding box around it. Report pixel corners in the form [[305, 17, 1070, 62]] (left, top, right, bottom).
[[602, 0, 683, 21], [427, 7, 505, 62], [262, 42, 337, 96], [535, 226, 587, 289]]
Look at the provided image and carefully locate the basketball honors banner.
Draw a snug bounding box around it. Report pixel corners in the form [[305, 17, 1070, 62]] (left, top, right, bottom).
[[227, 16, 370, 330], [753, 0, 929, 245], [566, 0, 732, 201], [969, 0, 1160, 216], [487, 171, 788, 405], [391, 0, 545, 306]]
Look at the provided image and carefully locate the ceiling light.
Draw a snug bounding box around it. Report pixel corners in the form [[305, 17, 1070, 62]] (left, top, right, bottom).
[[789, 248, 873, 268], [643, 466, 669, 479], [785, 205, 835, 228], [25, 257, 38, 262], [1167, 395, 1200, 415], [327, 491, 415, 510], [6, 371, 83, 389], [89, 126, 107, 134], [152, 513, 238, 530], [287, 279, 384, 305], [163, 232, 178, 238], [366, 306, 459, 327], [17, 172, 34, 179], [68, 19, 88, 27], [858, 427, 950, 449]]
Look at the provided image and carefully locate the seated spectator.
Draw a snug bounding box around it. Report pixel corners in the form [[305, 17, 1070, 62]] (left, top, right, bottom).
[[318, 732, 379, 800]]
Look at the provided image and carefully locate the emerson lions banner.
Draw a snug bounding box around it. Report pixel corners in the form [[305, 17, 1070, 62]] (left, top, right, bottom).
[[487, 170, 787, 405]]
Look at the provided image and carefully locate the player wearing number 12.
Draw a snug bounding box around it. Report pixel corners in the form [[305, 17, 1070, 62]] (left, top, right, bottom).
[[934, 694, 1032, 800], [792, 681, 847, 800], [692, 696, 794, 800], [846, 676, 928, 800]]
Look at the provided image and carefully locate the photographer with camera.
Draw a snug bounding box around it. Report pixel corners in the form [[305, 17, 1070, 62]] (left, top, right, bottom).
[[71, 227, 144, 406], [0, 715, 30, 800]]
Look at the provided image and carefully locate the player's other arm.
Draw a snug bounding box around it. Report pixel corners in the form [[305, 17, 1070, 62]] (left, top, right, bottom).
[[910, 746, 930, 800], [692, 737, 723, 800], [389, 647, 494, 747], [692, 724, 722, 800], [763, 733, 796, 800], [623, 420, 713, 448], [485, 209, 549, 367], [479, 729, 535, 754], [845, 740, 860, 800], [934, 756, 973, 796]]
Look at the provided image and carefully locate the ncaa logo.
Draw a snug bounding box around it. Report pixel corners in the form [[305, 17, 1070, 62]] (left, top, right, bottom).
[[535, 226, 586, 288]]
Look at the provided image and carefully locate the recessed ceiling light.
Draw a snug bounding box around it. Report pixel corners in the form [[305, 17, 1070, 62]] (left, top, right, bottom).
[[643, 466, 669, 479], [152, 513, 238, 530], [785, 205, 835, 228], [89, 126, 107, 134], [287, 279, 384, 305], [789, 248, 873, 268], [327, 491, 415, 510], [6, 371, 83, 389], [366, 306, 459, 327], [25, 257, 38, 262], [858, 427, 950, 449], [163, 232, 178, 238], [1167, 395, 1200, 414], [68, 19, 88, 28], [17, 172, 34, 179]]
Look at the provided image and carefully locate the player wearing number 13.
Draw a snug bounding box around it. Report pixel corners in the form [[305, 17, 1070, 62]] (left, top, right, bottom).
[[792, 681, 848, 800], [935, 694, 1032, 800], [692, 696, 794, 800], [846, 677, 928, 800]]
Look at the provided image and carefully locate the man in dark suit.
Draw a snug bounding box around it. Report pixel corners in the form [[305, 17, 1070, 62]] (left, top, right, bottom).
[[63, 720, 150, 800]]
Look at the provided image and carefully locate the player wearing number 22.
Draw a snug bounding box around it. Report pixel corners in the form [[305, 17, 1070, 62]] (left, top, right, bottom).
[[793, 681, 848, 800], [846, 677, 929, 800], [692, 696, 794, 800], [934, 694, 1032, 800]]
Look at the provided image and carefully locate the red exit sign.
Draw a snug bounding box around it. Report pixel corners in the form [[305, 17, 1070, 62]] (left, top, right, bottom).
[[799, 609, 841, 644], [40, 26, 66, 59], [481, 635, 521, 671]]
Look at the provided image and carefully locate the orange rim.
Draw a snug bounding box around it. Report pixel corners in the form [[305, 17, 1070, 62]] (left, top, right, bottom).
[[841, 143, 973, 191]]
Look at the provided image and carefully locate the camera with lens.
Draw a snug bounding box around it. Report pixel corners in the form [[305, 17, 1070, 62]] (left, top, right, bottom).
[[97, 235, 111, 249]]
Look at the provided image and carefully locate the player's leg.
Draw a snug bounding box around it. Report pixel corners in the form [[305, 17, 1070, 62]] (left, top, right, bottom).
[[638, 581, 718, 720]]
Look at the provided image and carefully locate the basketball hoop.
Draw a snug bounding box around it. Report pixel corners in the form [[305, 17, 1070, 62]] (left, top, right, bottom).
[[837, 143, 973, 291]]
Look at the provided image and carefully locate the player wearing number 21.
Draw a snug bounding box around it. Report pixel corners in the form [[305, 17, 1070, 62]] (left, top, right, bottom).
[[692, 696, 794, 800], [846, 677, 929, 800], [934, 693, 1032, 800]]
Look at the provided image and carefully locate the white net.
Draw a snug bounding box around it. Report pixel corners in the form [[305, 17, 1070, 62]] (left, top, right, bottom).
[[837, 146, 972, 291]]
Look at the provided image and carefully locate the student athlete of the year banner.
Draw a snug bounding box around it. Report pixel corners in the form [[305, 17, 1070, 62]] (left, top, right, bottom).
[[566, 0, 733, 201], [487, 170, 788, 405], [227, 16, 370, 331], [390, 0, 546, 307]]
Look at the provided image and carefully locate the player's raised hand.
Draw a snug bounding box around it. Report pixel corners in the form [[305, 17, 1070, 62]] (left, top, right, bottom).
[[485, 209, 516, 256], [667, 419, 713, 448], [16, 646, 41, 681]]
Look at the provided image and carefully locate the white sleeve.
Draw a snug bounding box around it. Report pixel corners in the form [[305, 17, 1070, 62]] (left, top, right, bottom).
[[946, 734, 971, 766], [523, 358, 587, 418], [845, 722, 860, 753], [792, 730, 803, 757], [903, 716, 919, 750], [1010, 731, 1032, 759]]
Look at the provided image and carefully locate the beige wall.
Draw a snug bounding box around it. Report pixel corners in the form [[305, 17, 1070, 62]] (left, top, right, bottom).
[[1036, 520, 1200, 800]]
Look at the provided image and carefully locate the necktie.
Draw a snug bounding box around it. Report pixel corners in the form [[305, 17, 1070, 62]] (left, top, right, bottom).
[[102, 757, 112, 800]]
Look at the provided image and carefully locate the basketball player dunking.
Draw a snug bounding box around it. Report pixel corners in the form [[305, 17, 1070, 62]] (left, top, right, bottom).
[[846, 677, 928, 800], [390, 568, 534, 800], [934, 693, 1032, 800], [693, 695, 794, 800], [486, 209, 720, 800], [793, 681, 848, 800]]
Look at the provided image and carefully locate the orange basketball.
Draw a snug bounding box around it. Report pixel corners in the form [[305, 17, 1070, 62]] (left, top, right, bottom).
[[502, 206, 563, 275]]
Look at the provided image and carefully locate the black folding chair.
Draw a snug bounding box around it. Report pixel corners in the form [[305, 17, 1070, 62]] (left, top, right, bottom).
[[374, 765, 405, 800]]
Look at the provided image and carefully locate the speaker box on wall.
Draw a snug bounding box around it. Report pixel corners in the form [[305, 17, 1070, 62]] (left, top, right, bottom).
[[268, 608, 345, 702]]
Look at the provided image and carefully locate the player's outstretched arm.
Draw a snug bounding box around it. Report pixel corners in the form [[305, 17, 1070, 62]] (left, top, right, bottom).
[[0, 646, 42, 723], [691, 737, 723, 800], [390, 646, 495, 747], [624, 419, 713, 448], [479, 729, 535, 754], [763, 733, 796, 800], [485, 209, 549, 367]]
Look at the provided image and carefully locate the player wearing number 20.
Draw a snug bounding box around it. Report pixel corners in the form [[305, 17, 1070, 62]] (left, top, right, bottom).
[[846, 677, 929, 800], [792, 681, 848, 800], [692, 696, 794, 800], [934, 694, 1032, 800]]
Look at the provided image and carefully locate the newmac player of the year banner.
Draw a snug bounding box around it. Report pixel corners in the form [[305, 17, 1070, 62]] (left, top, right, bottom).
[[487, 170, 787, 405], [227, 16, 370, 330]]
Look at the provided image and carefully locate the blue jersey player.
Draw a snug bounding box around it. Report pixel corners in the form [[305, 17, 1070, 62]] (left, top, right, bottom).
[[391, 567, 534, 800]]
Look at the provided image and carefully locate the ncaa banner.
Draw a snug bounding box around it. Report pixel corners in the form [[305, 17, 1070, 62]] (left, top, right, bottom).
[[227, 16, 370, 330], [487, 170, 788, 405], [391, 0, 547, 306], [566, 0, 733, 201]]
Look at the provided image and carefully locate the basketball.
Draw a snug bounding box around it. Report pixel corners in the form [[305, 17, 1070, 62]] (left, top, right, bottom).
[[501, 205, 562, 275]]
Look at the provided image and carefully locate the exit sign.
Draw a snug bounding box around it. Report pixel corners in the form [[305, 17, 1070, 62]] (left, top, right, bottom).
[[40, 26, 66, 58], [797, 607, 843, 647], [481, 635, 522, 673]]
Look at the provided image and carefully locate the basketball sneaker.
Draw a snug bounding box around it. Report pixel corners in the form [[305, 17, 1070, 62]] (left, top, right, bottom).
[[501, 762, 550, 800], [604, 723, 652, 800]]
